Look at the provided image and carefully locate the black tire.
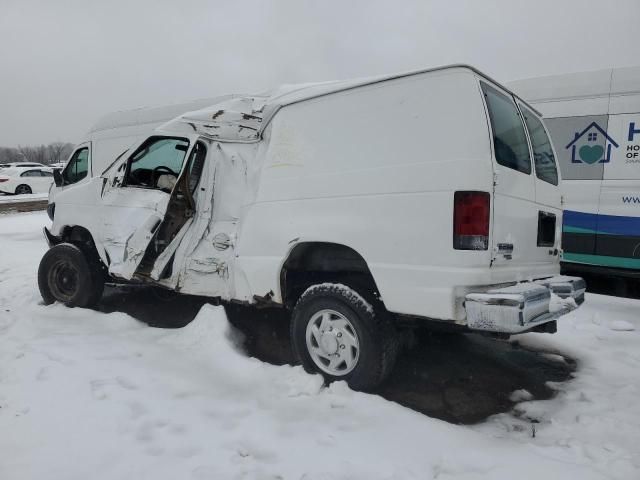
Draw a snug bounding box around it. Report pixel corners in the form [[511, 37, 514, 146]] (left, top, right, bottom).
[[38, 243, 105, 308], [15, 184, 32, 195], [290, 283, 398, 391]]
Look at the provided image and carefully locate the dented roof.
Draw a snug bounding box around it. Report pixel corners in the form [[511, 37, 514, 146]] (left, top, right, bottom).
[[162, 95, 268, 142]]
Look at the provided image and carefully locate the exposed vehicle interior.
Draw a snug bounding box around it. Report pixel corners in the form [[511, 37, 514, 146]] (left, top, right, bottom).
[[134, 139, 208, 278], [125, 137, 189, 192]]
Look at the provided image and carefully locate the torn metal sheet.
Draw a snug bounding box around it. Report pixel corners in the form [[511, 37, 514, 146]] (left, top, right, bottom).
[[159, 97, 266, 143], [188, 257, 229, 276], [109, 213, 163, 279]]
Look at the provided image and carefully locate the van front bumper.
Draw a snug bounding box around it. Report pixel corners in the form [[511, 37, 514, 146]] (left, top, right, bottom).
[[464, 276, 585, 334]]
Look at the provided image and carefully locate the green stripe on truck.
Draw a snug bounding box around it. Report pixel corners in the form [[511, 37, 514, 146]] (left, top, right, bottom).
[[563, 253, 640, 269]]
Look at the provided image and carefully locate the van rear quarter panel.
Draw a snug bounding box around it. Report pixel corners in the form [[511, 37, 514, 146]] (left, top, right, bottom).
[[236, 69, 494, 320]]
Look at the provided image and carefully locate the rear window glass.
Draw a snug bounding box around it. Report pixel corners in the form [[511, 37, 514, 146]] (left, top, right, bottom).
[[519, 105, 559, 185], [481, 83, 531, 175]]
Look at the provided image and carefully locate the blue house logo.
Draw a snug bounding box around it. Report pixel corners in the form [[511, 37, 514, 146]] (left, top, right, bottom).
[[565, 122, 619, 164]]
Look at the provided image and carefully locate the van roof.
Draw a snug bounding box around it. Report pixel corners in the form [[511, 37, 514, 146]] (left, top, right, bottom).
[[508, 65, 640, 104], [92, 65, 533, 143], [263, 64, 535, 110], [159, 64, 538, 143], [89, 95, 236, 134]]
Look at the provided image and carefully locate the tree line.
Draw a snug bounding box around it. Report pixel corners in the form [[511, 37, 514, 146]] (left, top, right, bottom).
[[0, 142, 75, 165]]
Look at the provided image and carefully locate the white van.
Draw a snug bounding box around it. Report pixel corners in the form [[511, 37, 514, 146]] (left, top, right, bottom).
[[39, 65, 584, 390], [509, 66, 640, 284]]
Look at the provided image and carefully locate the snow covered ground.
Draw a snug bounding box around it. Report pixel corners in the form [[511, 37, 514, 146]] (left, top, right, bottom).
[[1, 211, 639, 480]]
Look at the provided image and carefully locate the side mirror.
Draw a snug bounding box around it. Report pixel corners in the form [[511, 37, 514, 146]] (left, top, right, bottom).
[[53, 169, 63, 187]]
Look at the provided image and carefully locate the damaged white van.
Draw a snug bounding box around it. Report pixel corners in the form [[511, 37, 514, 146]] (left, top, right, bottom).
[[39, 65, 584, 390]]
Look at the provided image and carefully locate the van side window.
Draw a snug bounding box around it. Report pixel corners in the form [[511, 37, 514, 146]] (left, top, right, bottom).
[[519, 106, 559, 185], [62, 148, 89, 185], [125, 137, 189, 191], [481, 83, 532, 175]]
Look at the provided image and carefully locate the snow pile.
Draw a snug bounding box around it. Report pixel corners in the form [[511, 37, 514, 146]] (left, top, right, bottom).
[[1, 212, 639, 479], [608, 320, 635, 331], [508, 389, 534, 402], [478, 295, 640, 479], [549, 292, 578, 313]]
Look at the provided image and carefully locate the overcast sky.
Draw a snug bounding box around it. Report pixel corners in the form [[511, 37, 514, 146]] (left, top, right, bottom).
[[1, 0, 638, 147]]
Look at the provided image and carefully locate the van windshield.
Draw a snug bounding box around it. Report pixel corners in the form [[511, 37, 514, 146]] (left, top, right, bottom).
[[125, 137, 189, 190]]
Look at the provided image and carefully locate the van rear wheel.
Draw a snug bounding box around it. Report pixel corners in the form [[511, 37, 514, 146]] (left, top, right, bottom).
[[290, 283, 398, 391], [38, 243, 104, 308]]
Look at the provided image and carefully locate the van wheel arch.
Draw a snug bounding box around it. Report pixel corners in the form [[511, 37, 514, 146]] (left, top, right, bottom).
[[58, 226, 108, 275], [280, 242, 382, 309]]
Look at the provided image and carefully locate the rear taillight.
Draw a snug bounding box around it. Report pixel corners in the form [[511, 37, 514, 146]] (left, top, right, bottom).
[[0, 178, 8, 183], [453, 191, 490, 250]]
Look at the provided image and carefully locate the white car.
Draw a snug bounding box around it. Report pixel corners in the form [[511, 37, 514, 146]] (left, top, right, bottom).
[[0, 162, 47, 169], [0, 167, 54, 195], [41, 64, 585, 390]]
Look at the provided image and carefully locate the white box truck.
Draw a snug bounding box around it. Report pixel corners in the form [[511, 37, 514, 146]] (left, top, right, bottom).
[[509, 66, 640, 289], [39, 65, 584, 390]]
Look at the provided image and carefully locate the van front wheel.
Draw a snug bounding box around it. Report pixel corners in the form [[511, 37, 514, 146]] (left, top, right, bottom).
[[290, 283, 398, 391], [38, 243, 104, 308]]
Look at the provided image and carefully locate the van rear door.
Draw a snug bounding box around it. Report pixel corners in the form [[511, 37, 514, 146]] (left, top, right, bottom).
[[518, 105, 562, 261], [480, 82, 553, 271]]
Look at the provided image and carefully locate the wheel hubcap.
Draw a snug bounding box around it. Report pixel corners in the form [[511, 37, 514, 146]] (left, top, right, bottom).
[[305, 309, 360, 376], [48, 260, 79, 302]]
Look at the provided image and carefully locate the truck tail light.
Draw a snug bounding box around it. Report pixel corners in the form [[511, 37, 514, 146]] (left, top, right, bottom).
[[453, 191, 490, 250]]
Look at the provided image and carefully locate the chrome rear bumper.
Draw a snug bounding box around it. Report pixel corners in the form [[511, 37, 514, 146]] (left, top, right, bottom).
[[534, 275, 586, 305], [464, 276, 584, 334]]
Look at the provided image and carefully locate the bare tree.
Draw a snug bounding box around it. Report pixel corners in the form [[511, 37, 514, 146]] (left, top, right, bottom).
[[47, 142, 68, 164], [18, 145, 46, 164], [8, 142, 73, 165], [0, 147, 22, 163], [1, 142, 75, 165]]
